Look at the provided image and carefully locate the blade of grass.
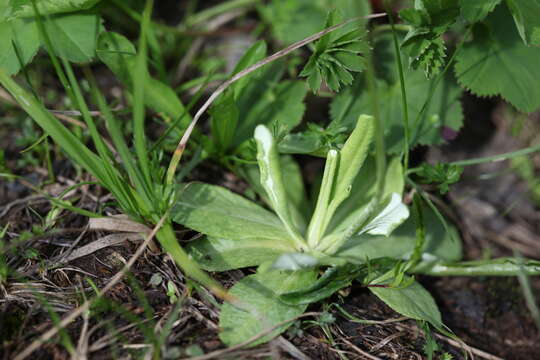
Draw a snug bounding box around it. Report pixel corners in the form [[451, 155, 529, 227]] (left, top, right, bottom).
[[133, 0, 153, 188]]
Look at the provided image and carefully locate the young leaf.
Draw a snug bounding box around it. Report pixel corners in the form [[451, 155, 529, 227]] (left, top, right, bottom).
[[219, 267, 317, 346], [254, 125, 306, 248], [369, 280, 445, 332], [455, 5, 540, 113], [172, 183, 294, 243]]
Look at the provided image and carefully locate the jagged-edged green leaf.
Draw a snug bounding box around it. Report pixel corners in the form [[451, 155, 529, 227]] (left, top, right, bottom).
[[460, 0, 501, 22], [331, 35, 463, 153], [187, 236, 293, 272], [300, 10, 369, 92], [219, 268, 317, 346], [336, 204, 462, 263], [369, 280, 444, 331], [6, 0, 100, 19], [455, 5, 540, 113], [280, 264, 362, 305], [0, 19, 40, 74], [97, 31, 188, 121], [44, 13, 101, 62], [172, 183, 293, 243], [506, 0, 540, 46]]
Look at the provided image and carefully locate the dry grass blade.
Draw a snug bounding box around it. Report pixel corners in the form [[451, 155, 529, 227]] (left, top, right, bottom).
[[166, 12, 387, 180], [13, 213, 168, 360], [88, 216, 151, 234]]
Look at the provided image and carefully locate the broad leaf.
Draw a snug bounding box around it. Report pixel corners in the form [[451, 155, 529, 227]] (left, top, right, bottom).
[[369, 280, 444, 331], [219, 268, 317, 346], [272, 253, 319, 271], [187, 236, 292, 272], [0, 19, 40, 74], [210, 89, 239, 153], [460, 0, 501, 22], [455, 5, 540, 113], [172, 183, 293, 243], [506, 0, 540, 46]]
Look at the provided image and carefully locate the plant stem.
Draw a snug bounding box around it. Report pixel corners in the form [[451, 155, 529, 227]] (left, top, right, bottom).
[[416, 258, 540, 276]]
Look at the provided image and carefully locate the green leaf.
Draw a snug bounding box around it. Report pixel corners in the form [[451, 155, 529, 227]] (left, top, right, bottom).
[[172, 183, 294, 243], [254, 125, 305, 248], [460, 0, 501, 22], [369, 280, 444, 331], [7, 0, 100, 19], [210, 89, 239, 153], [187, 236, 292, 271], [230, 40, 267, 96], [97, 31, 189, 121], [0, 19, 40, 74], [219, 268, 317, 346], [272, 253, 319, 270], [336, 203, 462, 263], [44, 13, 101, 62], [455, 5, 540, 113], [506, 0, 540, 46]]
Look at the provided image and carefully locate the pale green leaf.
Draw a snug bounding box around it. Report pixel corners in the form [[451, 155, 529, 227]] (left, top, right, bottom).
[[219, 268, 317, 346], [187, 236, 293, 271], [370, 280, 444, 331], [506, 0, 540, 46], [172, 183, 293, 243], [455, 5, 540, 112], [272, 253, 319, 271], [362, 193, 410, 236], [0, 19, 40, 74], [460, 0, 501, 22], [254, 125, 305, 247]]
